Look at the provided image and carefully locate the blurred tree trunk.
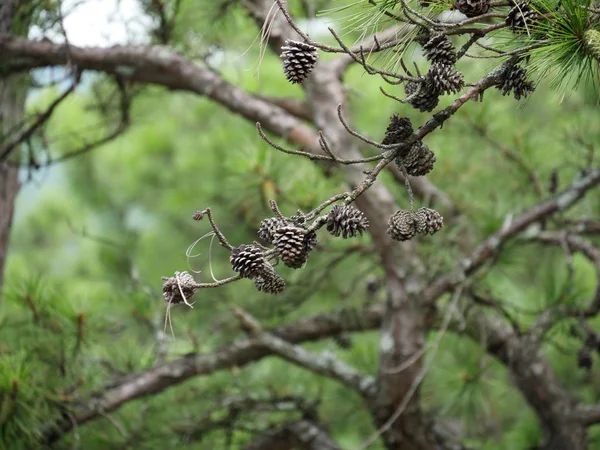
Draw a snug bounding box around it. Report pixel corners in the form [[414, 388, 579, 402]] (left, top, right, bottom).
[[0, 0, 26, 289]]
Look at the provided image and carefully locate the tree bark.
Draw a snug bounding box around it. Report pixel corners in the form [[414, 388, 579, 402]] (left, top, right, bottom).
[[0, 0, 24, 289]]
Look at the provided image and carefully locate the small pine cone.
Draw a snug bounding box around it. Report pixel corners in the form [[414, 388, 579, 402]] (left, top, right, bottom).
[[397, 143, 436, 177], [416, 207, 444, 235], [230, 244, 267, 278], [387, 210, 417, 241], [405, 79, 440, 112], [258, 217, 287, 244], [162, 271, 197, 304], [381, 114, 413, 145], [305, 231, 318, 252], [422, 34, 457, 65], [427, 63, 464, 95], [505, 2, 536, 33], [280, 40, 318, 84], [326, 204, 369, 239], [577, 347, 593, 370], [455, 0, 490, 17], [497, 65, 535, 100], [274, 226, 310, 268], [254, 271, 286, 294]]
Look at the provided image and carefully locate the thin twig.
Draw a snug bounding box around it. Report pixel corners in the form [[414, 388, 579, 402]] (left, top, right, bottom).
[[193, 208, 233, 250]]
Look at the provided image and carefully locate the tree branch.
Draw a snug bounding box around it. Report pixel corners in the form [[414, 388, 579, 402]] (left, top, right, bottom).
[[233, 307, 377, 398], [244, 420, 343, 450]]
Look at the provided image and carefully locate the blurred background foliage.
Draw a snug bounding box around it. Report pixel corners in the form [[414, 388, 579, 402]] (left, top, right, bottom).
[[1, 0, 599, 449]]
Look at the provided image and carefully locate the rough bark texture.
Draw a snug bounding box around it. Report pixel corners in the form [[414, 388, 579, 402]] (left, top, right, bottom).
[[0, 0, 24, 289]]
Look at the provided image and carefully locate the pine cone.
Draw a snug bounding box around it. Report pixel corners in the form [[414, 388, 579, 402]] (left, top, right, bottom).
[[397, 143, 437, 176], [505, 2, 536, 33], [387, 210, 417, 241], [258, 217, 287, 244], [162, 271, 197, 304], [455, 0, 490, 17], [230, 244, 268, 278], [274, 226, 311, 268], [427, 63, 464, 95], [254, 271, 286, 294], [326, 204, 370, 238], [577, 347, 593, 370], [497, 65, 535, 100], [305, 231, 318, 252], [405, 79, 440, 112], [416, 207, 444, 235], [280, 40, 318, 84], [422, 34, 457, 65], [381, 114, 413, 145]]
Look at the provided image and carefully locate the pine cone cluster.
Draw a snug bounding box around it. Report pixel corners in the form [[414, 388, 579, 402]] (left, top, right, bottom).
[[423, 34, 457, 66], [428, 63, 464, 95], [405, 78, 440, 112], [387, 210, 417, 241], [274, 225, 314, 269], [229, 244, 287, 294], [162, 271, 197, 304], [387, 207, 444, 241], [416, 207, 444, 235], [254, 271, 286, 294], [455, 0, 490, 17], [281, 40, 318, 84], [326, 204, 369, 238], [381, 114, 436, 176], [505, 2, 536, 33], [497, 65, 535, 100], [405, 64, 463, 112], [258, 217, 287, 244], [230, 244, 269, 278], [398, 143, 437, 177], [381, 114, 413, 146]]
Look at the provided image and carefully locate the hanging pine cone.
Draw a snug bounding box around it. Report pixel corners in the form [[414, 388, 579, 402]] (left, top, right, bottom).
[[274, 226, 311, 268], [254, 271, 286, 294], [405, 79, 439, 112], [162, 271, 197, 304], [381, 114, 413, 146], [497, 65, 535, 100], [455, 0, 490, 17], [305, 231, 318, 252], [577, 347, 593, 370], [427, 63, 464, 95], [230, 244, 268, 278], [326, 204, 370, 238], [416, 207, 444, 235], [397, 143, 437, 177], [505, 2, 536, 33], [258, 217, 287, 244], [422, 34, 457, 65], [387, 210, 417, 241], [280, 40, 318, 84]]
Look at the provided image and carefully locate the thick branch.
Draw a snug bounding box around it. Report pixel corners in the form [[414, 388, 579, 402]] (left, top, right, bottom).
[[572, 404, 600, 427], [41, 304, 384, 444]]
